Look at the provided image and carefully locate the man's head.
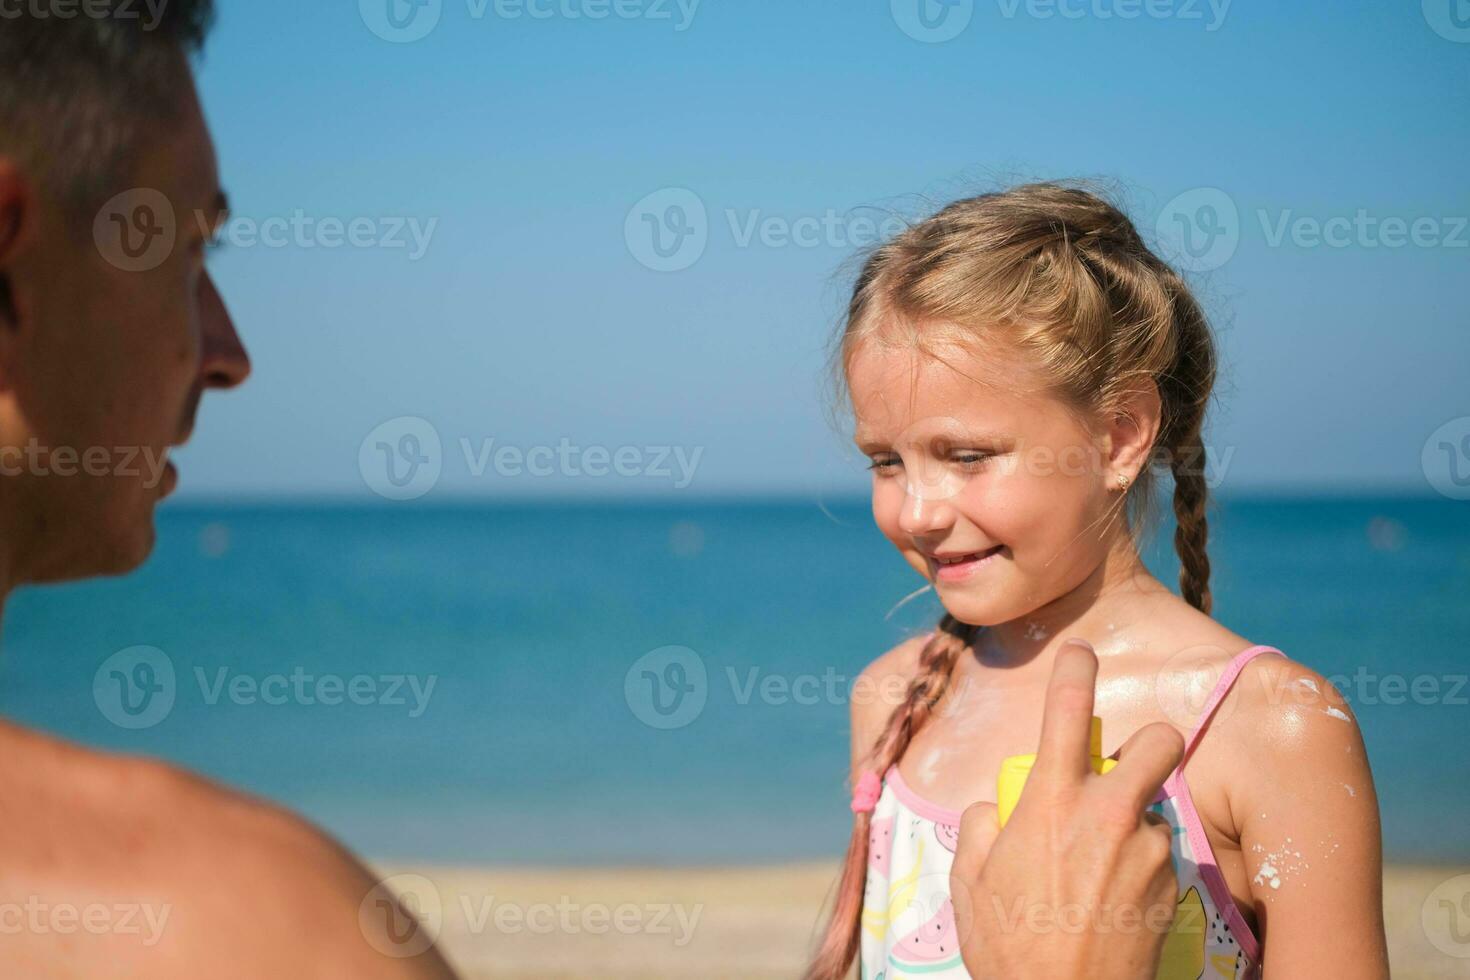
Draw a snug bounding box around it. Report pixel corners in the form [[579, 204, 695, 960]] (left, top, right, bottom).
[[0, 0, 250, 586]]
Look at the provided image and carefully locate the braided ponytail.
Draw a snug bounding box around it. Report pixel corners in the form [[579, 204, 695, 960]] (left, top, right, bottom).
[[804, 615, 978, 980], [1169, 430, 1212, 614], [1154, 273, 1218, 615]]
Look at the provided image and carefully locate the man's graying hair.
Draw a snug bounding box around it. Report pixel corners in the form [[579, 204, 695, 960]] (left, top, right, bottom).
[[0, 0, 216, 215]]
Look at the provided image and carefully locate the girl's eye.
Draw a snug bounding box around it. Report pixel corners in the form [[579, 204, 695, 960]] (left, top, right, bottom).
[[868, 453, 993, 472]]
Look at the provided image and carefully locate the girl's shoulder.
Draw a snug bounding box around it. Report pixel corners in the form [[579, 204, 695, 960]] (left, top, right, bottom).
[[1204, 643, 1367, 770], [1146, 599, 1345, 736], [1173, 623, 1373, 844], [1143, 602, 1354, 756], [849, 632, 935, 769], [1128, 595, 1294, 708], [856, 631, 933, 688]]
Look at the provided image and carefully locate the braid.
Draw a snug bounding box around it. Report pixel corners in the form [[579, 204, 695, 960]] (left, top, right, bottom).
[[804, 614, 978, 980], [1155, 266, 1217, 617], [866, 614, 974, 767], [1170, 429, 1212, 615]]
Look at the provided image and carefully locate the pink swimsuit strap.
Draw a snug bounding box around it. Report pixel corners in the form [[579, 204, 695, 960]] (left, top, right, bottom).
[[1158, 643, 1284, 971], [1174, 643, 1286, 776]]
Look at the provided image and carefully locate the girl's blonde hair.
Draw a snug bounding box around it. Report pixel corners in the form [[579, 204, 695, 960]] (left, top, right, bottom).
[[806, 182, 1218, 979]]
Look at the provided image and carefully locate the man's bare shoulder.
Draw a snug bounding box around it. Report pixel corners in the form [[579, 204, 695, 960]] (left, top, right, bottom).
[[0, 719, 349, 885], [0, 721, 456, 978]]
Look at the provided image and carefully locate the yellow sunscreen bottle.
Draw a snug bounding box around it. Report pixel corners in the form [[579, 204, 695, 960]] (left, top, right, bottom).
[[996, 716, 1117, 827]]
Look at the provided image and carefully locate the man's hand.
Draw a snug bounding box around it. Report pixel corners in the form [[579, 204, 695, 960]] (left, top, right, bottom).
[[949, 639, 1184, 980]]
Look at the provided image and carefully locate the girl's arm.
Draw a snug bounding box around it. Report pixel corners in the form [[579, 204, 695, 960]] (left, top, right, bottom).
[[1231, 659, 1390, 978]]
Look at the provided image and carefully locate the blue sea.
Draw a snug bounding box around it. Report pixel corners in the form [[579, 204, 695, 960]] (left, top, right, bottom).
[[1, 495, 1466, 865]]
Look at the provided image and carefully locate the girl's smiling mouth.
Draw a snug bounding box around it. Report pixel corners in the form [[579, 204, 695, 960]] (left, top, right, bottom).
[[927, 545, 1005, 582]]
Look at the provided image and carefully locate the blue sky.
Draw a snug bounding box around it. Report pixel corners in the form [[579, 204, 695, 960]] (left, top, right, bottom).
[[175, 0, 1470, 501]]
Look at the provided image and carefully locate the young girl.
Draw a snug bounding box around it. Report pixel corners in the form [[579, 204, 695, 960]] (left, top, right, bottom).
[[807, 184, 1388, 979]]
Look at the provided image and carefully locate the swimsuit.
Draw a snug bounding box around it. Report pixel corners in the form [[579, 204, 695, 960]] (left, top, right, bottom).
[[858, 644, 1284, 980]]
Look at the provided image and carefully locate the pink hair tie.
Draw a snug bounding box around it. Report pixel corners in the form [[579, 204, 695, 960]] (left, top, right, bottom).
[[850, 771, 883, 814]]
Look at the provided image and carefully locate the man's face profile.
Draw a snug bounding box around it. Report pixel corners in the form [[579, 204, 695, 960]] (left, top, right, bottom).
[[0, 53, 250, 583]]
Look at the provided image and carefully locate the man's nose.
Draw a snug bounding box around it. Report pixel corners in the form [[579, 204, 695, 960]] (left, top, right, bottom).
[[198, 271, 250, 390]]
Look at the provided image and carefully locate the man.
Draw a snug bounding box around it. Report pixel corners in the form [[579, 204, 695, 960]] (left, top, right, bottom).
[[0, 4, 456, 975], [0, 4, 1178, 977]]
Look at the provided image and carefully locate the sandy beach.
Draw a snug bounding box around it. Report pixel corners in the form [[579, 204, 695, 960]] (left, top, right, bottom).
[[373, 861, 1470, 979]]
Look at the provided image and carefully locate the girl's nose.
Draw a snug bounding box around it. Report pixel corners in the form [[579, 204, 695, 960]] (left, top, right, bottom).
[[897, 486, 955, 535]]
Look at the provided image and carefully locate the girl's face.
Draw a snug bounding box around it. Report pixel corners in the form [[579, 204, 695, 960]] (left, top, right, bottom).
[[848, 335, 1122, 627]]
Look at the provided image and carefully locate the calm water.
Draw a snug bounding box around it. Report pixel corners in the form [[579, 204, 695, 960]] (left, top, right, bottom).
[[1, 495, 1465, 864]]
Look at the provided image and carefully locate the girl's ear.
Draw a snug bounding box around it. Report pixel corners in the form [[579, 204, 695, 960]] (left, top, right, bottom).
[[1104, 381, 1163, 482], [0, 158, 38, 392]]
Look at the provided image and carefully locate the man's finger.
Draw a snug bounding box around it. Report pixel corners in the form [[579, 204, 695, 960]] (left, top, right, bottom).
[[948, 801, 999, 962], [951, 801, 1000, 881], [1034, 639, 1099, 783], [1107, 721, 1185, 812]]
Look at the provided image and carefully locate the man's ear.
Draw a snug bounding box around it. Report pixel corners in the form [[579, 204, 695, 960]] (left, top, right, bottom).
[[1104, 381, 1163, 482], [0, 157, 38, 390]]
